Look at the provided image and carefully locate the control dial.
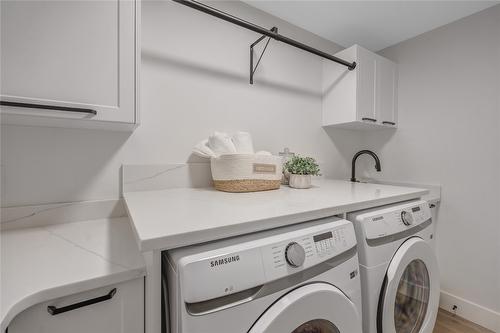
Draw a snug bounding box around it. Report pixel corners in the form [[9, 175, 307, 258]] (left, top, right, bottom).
[[401, 210, 414, 226], [285, 242, 306, 268]]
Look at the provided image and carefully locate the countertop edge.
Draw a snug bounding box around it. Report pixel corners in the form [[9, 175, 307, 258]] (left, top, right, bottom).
[[133, 189, 428, 252], [123, 200, 145, 252], [1, 216, 147, 331]]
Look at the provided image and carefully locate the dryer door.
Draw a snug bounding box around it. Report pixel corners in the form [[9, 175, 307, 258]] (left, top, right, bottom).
[[378, 237, 440, 333], [248, 282, 362, 333]]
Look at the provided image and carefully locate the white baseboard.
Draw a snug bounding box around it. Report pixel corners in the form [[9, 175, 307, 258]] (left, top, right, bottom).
[[440, 290, 500, 332]]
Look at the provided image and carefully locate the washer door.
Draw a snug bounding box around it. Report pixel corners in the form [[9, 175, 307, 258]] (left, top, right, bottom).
[[378, 237, 440, 333], [248, 283, 362, 333]]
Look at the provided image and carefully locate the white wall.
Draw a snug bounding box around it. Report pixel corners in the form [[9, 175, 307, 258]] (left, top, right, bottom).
[[0, 0, 363, 207], [361, 5, 500, 329]]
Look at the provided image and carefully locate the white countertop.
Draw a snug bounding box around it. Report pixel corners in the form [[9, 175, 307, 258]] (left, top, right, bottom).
[[124, 179, 428, 252], [359, 178, 441, 204], [0, 217, 146, 331]]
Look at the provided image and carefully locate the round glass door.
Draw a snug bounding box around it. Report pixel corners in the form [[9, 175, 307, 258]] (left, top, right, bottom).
[[379, 237, 440, 333], [292, 319, 340, 333], [394, 260, 430, 333]]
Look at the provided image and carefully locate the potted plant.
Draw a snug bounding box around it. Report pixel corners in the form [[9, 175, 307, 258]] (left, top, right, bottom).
[[284, 156, 321, 189]]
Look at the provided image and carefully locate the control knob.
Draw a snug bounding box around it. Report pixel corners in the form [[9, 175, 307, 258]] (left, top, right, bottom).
[[401, 210, 414, 226], [285, 242, 306, 268]]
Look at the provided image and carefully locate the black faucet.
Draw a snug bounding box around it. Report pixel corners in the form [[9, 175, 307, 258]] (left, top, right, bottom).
[[351, 150, 381, 182]]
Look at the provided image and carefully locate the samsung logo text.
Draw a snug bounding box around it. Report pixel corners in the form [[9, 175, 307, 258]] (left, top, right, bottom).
[[210, 255, 240, 267]]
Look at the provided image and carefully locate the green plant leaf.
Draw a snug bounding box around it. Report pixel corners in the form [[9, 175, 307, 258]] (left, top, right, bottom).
[[284, 155, 321, 176]]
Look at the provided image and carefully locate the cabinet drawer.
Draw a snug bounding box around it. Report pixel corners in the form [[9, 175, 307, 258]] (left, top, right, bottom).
[[8, 278, 144, 333]]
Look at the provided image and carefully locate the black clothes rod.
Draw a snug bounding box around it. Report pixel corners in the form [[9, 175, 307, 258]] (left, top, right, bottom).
[[172, 0, 357, 73], [0, 101, 97, 115]]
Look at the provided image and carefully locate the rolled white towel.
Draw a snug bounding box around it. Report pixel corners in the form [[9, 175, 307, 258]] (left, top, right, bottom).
[[208, 132, 237, 156], [231, 131, 254, 154], [256, 151, 272, 156], [193, 139, 216, 158]]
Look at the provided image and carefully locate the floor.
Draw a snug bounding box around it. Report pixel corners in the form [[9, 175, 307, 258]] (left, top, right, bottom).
[[433, 310, 494, 333]]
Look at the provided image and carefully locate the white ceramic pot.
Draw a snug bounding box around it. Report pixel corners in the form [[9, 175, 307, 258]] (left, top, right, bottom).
[[289, 174, 312, 189]]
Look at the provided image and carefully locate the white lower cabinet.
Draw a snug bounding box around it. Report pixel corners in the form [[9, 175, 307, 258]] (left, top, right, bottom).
[[8, 278, 144, 333]]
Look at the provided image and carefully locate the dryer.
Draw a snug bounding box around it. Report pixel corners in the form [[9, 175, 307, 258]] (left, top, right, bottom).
[[347, 200, 439, 333], [163, 217, 363, 333]]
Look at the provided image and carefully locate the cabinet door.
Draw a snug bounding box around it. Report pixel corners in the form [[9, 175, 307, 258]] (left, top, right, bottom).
[[0, 0, 137, 125], [322, 46, 358, 126], [8, 278, 144, 333], [356, 47, 377, 123], [376, 57, 398, 126]]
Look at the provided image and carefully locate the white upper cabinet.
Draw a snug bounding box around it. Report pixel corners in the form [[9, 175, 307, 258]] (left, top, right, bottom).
[[322, 45, 398, 130], [0, 0, 140, 130]]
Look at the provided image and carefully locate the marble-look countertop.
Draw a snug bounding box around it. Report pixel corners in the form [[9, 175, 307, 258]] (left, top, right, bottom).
[[1, 217, 146, 331], [358, 178, 441, 204], [124, 179, 428, 252]]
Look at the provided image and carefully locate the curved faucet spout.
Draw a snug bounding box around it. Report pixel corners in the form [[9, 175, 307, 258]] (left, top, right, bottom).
[[351, 150, 381, 182]]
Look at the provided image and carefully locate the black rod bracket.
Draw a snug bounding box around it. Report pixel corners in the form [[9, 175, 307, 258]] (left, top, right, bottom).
[[250, 27, 277, 84]]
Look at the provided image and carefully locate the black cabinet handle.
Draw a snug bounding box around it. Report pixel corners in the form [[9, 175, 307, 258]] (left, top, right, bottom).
[[0, 101, 97, 116], [47, 288, 116, 315], [362, 117, 377, 122], [382, 121, 396, 125]]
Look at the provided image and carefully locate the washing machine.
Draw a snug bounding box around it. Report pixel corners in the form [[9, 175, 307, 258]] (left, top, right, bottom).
[[347, 200, 440, 333], [163, 217, 363, 333]]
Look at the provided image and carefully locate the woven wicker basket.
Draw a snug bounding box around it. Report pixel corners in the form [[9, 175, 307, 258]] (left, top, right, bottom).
[[211, 154, 282, 193]]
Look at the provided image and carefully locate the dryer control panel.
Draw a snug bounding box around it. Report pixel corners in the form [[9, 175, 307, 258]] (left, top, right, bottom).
[[356, 200, 431, 241]]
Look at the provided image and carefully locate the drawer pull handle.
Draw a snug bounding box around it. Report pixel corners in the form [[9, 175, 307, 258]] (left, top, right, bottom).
[[0, 101, 97, 116], [382, 121, 396, 125], [362, 117, 377, 122], [47, 288, 116, 315]]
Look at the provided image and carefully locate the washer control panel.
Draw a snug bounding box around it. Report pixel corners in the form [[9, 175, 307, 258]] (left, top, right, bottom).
[[177, 218, 356, 303], [357, 200, 431, 241], [261, 220, 355, 282]]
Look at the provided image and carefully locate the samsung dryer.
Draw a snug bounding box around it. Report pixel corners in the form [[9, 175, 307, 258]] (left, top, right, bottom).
[[163, 217, 363, 333], [347, 200, 439, 333]]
